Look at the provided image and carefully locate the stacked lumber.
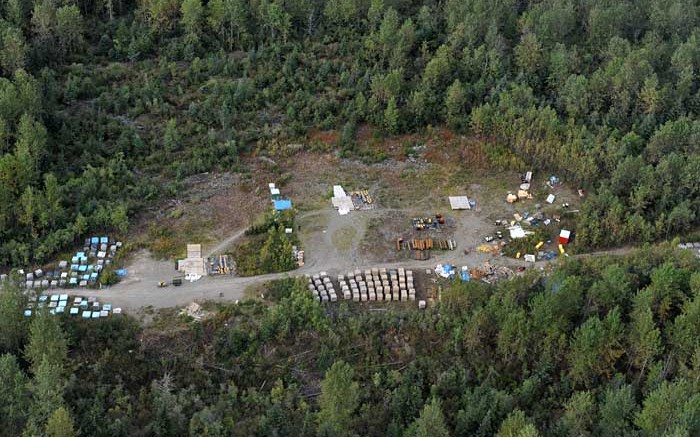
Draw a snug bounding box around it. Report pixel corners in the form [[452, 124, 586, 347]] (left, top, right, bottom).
[[307, 272, 337, 303]]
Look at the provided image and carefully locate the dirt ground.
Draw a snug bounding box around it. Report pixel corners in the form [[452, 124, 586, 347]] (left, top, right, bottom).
[[102, 133, 587, 312]]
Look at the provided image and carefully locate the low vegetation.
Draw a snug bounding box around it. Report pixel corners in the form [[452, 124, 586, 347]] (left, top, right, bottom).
[[234, 210, 299, 276], [0, 0, 698, 267], [1, 245, 699, 436]]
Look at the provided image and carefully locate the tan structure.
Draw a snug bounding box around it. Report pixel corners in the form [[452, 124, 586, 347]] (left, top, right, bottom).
[[178, 244, 207, 277]]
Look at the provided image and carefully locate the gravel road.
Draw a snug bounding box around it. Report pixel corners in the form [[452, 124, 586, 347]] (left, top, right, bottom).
[[70, 243, 633, 312], [66, 201, 636, 311]]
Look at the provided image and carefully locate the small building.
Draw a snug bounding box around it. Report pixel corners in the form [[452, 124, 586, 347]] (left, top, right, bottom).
[[559, 229, 571, 244], [270, 187, 281, 200], [178, 244, 207, 278]]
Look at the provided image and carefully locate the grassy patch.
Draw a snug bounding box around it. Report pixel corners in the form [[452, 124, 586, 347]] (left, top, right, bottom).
[[144, 220, 213, 259], [331, 226, 357, 253], [502, 227, 551, 258]]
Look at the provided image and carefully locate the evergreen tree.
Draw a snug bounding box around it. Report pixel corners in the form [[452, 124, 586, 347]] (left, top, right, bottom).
[[406, 398, 450, 437], [383, 97, 399, 134], [0, 353, 28, 435], [24, 308, 68, 372], [45, 407, 75, 437], [318, 361, 359, 437], [0, 278, 27, 354]]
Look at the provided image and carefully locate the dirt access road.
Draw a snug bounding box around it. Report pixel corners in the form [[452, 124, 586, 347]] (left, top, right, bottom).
[[73, 205, 633, 311]]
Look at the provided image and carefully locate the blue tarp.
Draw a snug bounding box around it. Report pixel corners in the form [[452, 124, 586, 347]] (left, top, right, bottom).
[[70, 307, 79, 315], [103, 304, 112, 311], [76, 251, 86, 258], [100, 236, 108, 244], [23, 309, 32, 317], [69, 278, 78, 285], [78, 265, 87, 272], [273, 199, 292, 211], [116, 269, 127, 276], [91, 237, 99, 244], [460, 270, 471, 282], [82, 311, 91, 318]]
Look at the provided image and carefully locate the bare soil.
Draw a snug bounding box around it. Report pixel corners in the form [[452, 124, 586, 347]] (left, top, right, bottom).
[[105, 133, 587, 312]]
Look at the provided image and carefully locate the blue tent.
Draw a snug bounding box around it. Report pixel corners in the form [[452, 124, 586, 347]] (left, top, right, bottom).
[[273, 199, 292, 211], [91, 237, 99, 244]]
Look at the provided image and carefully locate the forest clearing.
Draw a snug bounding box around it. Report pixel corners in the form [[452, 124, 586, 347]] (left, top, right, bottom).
[[1, 0, 700, 436]]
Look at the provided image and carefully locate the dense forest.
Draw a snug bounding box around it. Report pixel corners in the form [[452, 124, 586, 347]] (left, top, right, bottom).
[[0, 244, 699, 436], [0, 0, 698, 265]]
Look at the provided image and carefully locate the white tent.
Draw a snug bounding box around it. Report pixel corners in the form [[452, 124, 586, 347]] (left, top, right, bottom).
[[449, 196, 471, 210], [333, 185, 347, 198], [331, 184, 353, 215]]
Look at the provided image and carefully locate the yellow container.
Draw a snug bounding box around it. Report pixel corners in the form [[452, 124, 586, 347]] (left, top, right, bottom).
[[535, 241, 544, 250], [516, 252, 521, 259], [558, 244, 565, 254]]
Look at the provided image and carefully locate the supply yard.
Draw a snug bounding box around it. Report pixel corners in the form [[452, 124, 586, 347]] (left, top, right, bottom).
[[19, 150, 601, 313]]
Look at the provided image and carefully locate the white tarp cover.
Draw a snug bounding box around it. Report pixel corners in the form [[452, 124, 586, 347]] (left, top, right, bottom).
[[449, 196, 471, 210], [331, 196, 353, 212], [333, 185, 346, 198], [508, 225, 534, 239], [546, 194, 555, 204], [332, 185, 353, 215]]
